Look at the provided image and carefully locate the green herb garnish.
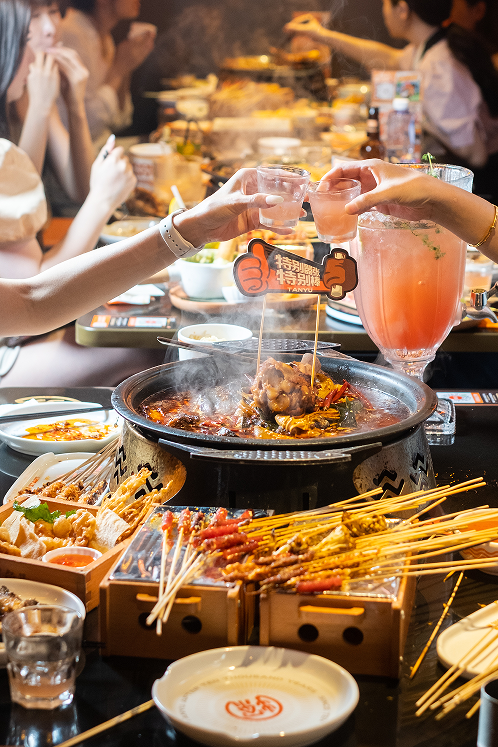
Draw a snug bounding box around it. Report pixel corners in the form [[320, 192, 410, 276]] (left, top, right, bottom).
[[422, 152, 437, 177], [13, 501, 76, 524]]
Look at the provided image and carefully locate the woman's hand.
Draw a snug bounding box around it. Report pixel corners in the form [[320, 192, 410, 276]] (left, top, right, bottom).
[[89, 136, 136, 210], [174, 168, 302, 246], [48, 46, 89, 110], [323, 160, 438, 222], [26, 51, 60, 115], [284, 13, 325, 40]]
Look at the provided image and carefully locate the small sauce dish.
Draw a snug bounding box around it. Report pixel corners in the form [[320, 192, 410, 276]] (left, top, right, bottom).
[[43, 547, 102, 568]]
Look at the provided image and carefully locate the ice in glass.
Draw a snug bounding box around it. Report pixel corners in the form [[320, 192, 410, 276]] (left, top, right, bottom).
[[307, 178, 361, 243], [257, 165, 310, 228]]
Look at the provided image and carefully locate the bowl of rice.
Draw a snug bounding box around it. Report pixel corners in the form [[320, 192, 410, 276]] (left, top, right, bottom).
[[177, 323, 252, 360]]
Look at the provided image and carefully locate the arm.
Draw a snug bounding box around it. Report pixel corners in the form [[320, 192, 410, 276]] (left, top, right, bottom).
[[325, 159, 498, 261], [0, 168, 287, 336], [284, 14, 403, 70], [40, 137, 136, 271], [18, 52, 60, 174], [46, 47, 94, 202], [104, 31, 155, 111]]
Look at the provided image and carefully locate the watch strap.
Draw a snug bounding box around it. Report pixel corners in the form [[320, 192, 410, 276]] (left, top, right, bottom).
[[158, 209, 204, 259]]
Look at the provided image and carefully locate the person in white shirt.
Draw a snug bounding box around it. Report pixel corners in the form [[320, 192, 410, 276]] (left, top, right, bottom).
[[13, 0, 95, 209], [285, 1, 498, 173], [59, 0, 155, 147]]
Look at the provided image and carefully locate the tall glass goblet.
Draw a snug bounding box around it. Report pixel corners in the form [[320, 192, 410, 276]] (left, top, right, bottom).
[[350, 164, 473, 443]]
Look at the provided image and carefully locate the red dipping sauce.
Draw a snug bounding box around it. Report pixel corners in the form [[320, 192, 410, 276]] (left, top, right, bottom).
[[49, 553, 95, 567]]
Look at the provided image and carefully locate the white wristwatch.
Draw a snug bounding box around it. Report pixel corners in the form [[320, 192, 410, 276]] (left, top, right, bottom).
[[158, 209, 204, 259]]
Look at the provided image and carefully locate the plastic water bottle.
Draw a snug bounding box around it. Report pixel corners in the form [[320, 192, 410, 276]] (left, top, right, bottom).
[[386, 97, 416, 163]]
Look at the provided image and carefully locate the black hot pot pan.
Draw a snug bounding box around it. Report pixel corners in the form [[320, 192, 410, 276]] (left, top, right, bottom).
[[112, 354, 437, 463]]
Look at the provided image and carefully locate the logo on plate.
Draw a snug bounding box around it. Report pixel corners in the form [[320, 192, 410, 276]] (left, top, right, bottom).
[[225, 695, 283, 720]]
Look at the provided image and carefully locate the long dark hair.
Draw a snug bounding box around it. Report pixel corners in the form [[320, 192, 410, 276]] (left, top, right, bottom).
[[393, 0, 498, 116], [0, 0, 31, 138]]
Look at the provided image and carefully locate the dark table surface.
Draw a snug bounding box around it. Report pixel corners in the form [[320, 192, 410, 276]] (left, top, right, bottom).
[[1, 396, 498, 746]]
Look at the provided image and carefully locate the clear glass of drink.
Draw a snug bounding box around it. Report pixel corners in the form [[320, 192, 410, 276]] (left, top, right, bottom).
[[464, 248, 494, 300], [3, 605, 83, 709], [307, 178, 361, 242], [257, 165, 310, 228], [350, 163, 474, 444]]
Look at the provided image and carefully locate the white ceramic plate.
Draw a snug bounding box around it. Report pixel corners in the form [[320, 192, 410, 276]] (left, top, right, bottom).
[[0, 578, 86, 667], [152, 646, 359, 747], [3, 452, 95, 505], [437, 602, 498, 678], [0, 401, 120, 456], [100, 218, 159, 244]]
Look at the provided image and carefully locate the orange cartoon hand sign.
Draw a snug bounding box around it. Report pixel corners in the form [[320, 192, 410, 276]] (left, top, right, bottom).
[[234, 244, 269, 295], [322, 250, 358, 299]]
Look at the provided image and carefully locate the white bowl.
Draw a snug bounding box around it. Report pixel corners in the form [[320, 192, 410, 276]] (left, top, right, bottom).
[[178, 323, 252, 360], [0, 401, 120, 456], [100, 218, 160, 244], [43, 546, 102, 566], [176, 257, 235, 299], [0, 578, 86, 667], [152, 645, 359, 747]]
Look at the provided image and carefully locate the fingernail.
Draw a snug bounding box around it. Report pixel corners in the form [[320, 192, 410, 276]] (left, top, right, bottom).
[[266, 195, 284, 205], [108, 134, 116, 145]]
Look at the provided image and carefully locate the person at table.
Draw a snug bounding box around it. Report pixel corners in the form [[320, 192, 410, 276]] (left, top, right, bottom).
[[449, 0, 498, 67], [0, 169, 289, 338], [324, 158, 498, 264], [0, 0, 164, 384], [59, 0, 155, 147], [284, 2, 498, 173], [12, 0, 95, 214]]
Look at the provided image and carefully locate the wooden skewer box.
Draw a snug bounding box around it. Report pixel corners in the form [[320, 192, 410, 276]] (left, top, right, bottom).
[[0, 498, 131, 612], [259, 572, 416, 678], [99, 572, 255, 660]]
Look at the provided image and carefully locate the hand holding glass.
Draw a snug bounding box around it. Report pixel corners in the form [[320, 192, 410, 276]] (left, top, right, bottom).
[[307, 178, 361, 243], [256, 165, 310, 228], [3, 605, 83, 709]]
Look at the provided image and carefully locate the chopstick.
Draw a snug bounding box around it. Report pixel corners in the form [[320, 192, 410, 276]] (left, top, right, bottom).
[[54, 699, 155, 747], [156, 337, 255, 361], [0, 406, 111, 424]]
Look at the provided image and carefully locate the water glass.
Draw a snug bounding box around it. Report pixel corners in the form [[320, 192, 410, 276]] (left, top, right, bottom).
[[464, 248, 494, 300], [3, 605, 83, 710], [257, 165, 310, 228], [307, 178, 361, 243]]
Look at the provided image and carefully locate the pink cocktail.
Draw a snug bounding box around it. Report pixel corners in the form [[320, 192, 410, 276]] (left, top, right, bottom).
[[351, 212, 466, 379], [257, 165, 310, 228], [308, 178, 361, 242]]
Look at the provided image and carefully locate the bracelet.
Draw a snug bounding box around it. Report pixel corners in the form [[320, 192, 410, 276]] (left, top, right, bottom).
[[469, 204, 498, 248], [158, 209, 204, 259]]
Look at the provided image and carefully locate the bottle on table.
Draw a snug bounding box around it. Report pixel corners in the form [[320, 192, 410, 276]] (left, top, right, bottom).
[[386, 97, 416, 163], [360, 106, 386, 160]]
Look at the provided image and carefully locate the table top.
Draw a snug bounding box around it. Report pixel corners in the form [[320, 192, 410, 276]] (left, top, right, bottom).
[[1, 398, 498, 746], [75, 284, 498, 353]]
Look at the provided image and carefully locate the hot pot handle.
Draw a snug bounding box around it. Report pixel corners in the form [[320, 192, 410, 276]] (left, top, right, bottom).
[[157, 439, 382, 465]]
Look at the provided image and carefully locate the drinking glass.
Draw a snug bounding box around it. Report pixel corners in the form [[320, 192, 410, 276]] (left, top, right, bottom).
[[3, 605, 83, 709], [257, 165, 310, 228], [307, 178, 361, 242], [464, 248, 494, 300], [350, 164, 473, 444]]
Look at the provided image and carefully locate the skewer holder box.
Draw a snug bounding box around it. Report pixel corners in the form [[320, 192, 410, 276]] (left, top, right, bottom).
[[100, 506, 257, 660], [259, 567, 416, 678], [0, 498, 131, 612]]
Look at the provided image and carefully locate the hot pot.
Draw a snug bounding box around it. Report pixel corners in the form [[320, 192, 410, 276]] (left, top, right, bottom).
[[111, 354, 437, 513]]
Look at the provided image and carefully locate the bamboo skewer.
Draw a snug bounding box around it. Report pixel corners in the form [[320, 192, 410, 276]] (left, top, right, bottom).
[[410, 572, 464, 679], [162, 537, 194, 626], [55, 700, 155, 747], [311, 293, 320, 388], [256, 296, 267, 373]]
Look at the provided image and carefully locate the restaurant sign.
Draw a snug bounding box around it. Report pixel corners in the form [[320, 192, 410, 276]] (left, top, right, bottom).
[[233, 239, 358, 301]]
